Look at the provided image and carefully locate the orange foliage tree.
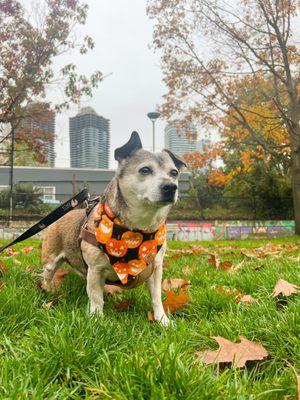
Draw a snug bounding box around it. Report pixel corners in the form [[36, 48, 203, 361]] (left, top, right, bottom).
[[208, 76, 291, 192], [148, 0, 300, 231]]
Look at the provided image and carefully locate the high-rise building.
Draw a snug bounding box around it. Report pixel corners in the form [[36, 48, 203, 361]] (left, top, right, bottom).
[[17, 104, 55, 167], [69, 107, 110, 169], [164, 124, 197, 156]]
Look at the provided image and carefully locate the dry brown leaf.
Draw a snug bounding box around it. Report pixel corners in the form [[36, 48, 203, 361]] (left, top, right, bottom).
[[238, 294, 256, 304], [0, 260, 9, 274], [14, 259, 21, 266], [230, 260, 245, 272], [21, 246, 35, 254], [220, 261, 233, 271], [241, 250, 257, 259], [163, 288, 190, 313], [25, 264, 36, 272], [42, 299, 58, 309], [271, 278, 299, 297], [114, 299, 134, 311], [4, 248, 19, 255], [196, 336, 268, 367], [0, 280, 4, 289], [104, 285, 123, 295], [162, 278, 191, 291], [52, 268, 70, 288], [209, 253, 220, 269], [147, 311, 154, 322], [215, 286, 241, 298]]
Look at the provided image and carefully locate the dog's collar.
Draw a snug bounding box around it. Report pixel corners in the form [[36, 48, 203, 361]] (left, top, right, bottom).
[[93, 200, 166, 285]]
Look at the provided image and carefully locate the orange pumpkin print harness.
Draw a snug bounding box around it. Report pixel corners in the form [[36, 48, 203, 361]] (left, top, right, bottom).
[[93, 200, 166, 285]]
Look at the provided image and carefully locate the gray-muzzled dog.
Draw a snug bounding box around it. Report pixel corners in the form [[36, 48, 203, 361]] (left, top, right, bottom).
[[41, 132, 186, 326]]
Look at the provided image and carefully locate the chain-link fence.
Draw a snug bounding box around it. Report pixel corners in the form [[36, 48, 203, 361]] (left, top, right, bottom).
[[0, 191, 294, 222]]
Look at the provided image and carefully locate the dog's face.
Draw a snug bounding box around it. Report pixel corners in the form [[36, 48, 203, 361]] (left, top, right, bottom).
[[115, 132, 186, 208]]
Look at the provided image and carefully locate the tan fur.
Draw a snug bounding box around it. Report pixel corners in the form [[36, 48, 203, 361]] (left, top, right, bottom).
[[41, 132, 185, 324]]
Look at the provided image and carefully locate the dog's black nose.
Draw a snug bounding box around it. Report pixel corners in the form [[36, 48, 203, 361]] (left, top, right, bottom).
[[162, 184, 178, 194], [161, 183, 178, 201]]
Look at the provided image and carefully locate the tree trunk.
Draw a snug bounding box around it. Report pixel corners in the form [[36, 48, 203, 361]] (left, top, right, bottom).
[[291, 150, 300, 234]]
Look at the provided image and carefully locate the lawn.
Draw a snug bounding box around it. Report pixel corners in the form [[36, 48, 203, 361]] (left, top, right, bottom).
[[0, 237, 299, 399]]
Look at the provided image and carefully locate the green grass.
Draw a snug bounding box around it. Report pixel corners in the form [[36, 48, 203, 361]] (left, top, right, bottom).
[[0, 237, 299, 399]]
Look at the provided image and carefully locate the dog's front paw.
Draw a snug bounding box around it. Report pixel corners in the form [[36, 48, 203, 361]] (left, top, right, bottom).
[[157, 313, 175, 327], [89, 302, 104, 318]]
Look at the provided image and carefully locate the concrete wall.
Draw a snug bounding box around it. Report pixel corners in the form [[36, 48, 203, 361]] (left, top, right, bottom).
[[0, 219, 295, 242], [167, 220, 295, 241]]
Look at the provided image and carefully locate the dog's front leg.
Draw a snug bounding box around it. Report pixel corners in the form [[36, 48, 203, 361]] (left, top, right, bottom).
[[87, 267, 105, 316], [147, 242, 172, 326], [81, 241, 107, 316]]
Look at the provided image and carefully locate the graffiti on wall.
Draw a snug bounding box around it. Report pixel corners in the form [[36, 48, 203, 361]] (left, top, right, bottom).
[[167, 220, 295, 241]]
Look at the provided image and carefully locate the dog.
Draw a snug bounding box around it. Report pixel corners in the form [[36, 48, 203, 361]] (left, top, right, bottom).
[[41, 132, 186, 326]]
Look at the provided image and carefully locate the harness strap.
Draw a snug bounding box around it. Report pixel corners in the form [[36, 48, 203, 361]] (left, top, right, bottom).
[[0, 188, 90, 254]]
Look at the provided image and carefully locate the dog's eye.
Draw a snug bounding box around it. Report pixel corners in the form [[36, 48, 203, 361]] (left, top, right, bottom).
[[170, 169, 178, 177], [139, 166, 152, 175]]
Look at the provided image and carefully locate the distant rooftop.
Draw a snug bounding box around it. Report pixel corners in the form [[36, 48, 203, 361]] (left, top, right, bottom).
[[77, 107, 98, 116]]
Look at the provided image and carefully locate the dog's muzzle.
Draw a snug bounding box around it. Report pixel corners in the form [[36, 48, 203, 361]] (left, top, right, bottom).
[[161, 183, 178, 202]]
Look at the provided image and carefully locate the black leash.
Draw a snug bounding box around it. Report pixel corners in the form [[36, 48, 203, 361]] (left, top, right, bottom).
[[0, 188, 90, 254]]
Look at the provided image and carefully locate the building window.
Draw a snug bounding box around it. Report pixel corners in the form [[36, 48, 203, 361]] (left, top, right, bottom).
[[34, 186, 56, 203]]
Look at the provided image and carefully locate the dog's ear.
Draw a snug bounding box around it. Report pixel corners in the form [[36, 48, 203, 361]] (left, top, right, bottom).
[[163, 149, 187, 170], [114, 131, 143, 161]]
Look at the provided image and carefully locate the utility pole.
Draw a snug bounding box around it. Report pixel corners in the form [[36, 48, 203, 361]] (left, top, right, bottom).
[[9, 127, 15, 224]]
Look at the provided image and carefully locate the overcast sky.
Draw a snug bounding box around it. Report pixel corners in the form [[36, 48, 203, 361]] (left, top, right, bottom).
[[50, 0, 166, 168]]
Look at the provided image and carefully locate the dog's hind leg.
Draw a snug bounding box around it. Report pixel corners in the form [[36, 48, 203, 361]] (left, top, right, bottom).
[[147, 242, 172, 327], [41, 252, 65, 292]]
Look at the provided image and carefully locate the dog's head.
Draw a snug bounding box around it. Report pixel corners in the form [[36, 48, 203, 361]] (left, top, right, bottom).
[[114, 132, 186, 208]]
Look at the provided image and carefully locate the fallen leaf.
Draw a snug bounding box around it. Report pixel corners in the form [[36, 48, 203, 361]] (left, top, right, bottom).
[[271, 278, 299, 297], [114, 299, 134, 311], [52, 268, 70, 288], [164, 288, 190, 313], [230, 260, 245, 272], [14, 260, 21, 266], [171, 253, 181, 260], [42, 299, 58, 309], [162, 278, 190, 291], [196, 336, 268, 367], [25, 264, 36, 272], [215, 286, 241, 298], [220, 261, 233, 271], [21, 246, 35, 254], [238, 294, 256, 304], [0, 260, 9, 274], [209, 253, 220, 269], [0, 280, 4, 289], [4, 248, 19, 255], [147, 311, 154, 322], [104, 285, 123, 295], [241, 250, 257, 259]]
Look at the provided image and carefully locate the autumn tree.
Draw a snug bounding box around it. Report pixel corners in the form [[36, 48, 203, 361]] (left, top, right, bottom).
[[0, 0, 102, 163], [148, 0, 300, 232], [182, 145, 220, 217]]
